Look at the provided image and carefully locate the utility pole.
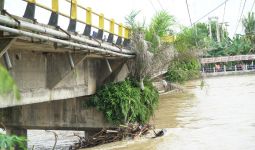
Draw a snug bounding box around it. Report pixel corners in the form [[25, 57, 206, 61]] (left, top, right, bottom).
[[209, 16, 220, 43], [215, 17, 221, 43], [208, 18, 212, 40]]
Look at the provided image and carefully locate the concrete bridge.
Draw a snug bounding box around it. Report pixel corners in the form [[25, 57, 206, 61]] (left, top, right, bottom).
[[0, 0, 135, 143]]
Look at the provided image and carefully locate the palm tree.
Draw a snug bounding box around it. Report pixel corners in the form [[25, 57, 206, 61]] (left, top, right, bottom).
[[145, 10, 175, 52], [242, 12, 255, 42]]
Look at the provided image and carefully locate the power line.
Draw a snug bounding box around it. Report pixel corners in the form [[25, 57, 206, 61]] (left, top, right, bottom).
[[222, 1, 227, 23], [149, 0, 157, 12], [157, 0, 164, 10], [193, 0, 229, 25], [185, 0, 193, 26], [234, 0, 247, 34], [250, 0, 255, 12]]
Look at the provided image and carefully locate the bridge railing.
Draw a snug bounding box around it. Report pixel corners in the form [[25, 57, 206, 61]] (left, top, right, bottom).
[[202, 64, 255, 73], [19, 0, 130, 47]]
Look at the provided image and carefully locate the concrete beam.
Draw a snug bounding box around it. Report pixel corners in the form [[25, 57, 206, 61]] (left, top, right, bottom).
[[46, 53, 88, 89], [102, 60, 127, 84], [0, 97, 112, 130]]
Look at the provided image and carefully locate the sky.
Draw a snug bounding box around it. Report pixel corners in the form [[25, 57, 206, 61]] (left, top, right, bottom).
[[4, 0, 255, 37]]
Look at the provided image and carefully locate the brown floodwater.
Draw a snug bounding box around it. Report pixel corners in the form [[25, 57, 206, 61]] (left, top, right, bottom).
[[85, 74, 255, 150], [28, 75, 255, 150]]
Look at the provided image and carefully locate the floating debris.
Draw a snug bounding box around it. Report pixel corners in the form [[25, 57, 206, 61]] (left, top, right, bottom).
[[69, 124, 155, 149]]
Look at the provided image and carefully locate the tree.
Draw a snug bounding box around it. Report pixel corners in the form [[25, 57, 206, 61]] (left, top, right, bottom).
[[125, 10, 175, 90], [242, 12, 255, 37], [145, 10, 175, 52], [174, 23, 210, 52]]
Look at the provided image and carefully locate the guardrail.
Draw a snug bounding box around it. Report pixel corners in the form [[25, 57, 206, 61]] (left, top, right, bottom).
[[202, 64, 255, 73], [20, 0, 130, 47]]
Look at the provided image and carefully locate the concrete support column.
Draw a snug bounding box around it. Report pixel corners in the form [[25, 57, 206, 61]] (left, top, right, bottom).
[[202, 67, 205, 73], [0, 0, 4, 11], [6, 128, 27, 150], [224, 65, 226, 72], [234, 65, 237, 71], [213, 67, 215, 73], [245, 64, 248, 70]]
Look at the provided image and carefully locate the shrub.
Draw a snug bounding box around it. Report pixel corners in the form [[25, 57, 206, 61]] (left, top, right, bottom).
[[87, 79, 159, 125], [166, 53, 200, 83], [0, 133, 27, 150]]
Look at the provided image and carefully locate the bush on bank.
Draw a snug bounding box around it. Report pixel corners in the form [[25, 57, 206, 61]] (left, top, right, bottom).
[[166, 52, 201, 83], [86, 79, 159, 125], [0, 133, 27, 150]]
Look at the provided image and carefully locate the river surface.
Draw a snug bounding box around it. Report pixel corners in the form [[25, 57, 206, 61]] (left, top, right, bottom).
[[28, 75, 255, 150]]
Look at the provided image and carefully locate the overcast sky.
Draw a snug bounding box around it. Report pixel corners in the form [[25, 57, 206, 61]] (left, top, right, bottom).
[[4, 0, 255, 37]]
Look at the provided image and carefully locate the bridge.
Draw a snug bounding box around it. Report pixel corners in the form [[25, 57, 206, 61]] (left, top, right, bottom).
[[0, 0, 136, 144], [201, 54, 255, 76]]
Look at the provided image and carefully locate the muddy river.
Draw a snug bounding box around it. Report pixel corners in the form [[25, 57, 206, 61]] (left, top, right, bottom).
[[28, 75, 255, 150]]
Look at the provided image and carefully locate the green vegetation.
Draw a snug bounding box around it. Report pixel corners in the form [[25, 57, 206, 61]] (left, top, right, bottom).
[[174, 23, 210, 52], [0, 134, 27, 150], [87, 79, 159, 125], [125, 10, 175, 53], [205, 12, 255, 57], [166, 52, 200, 83], [242, 12, 255, 43], [167, 23, 204, 83], [208, 35, 253, 56], [0, 64, 25, 149], [0, 64, 20, 100], [145, 10, 175, 52]]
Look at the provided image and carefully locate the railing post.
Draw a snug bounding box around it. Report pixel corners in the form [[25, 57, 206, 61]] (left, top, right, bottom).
[[67, 0, 77, 32], [23, 0, 36, 20], [83, 7, 92, 36], [48, 0, 59, 26], [116, 23, 123, 45], [0, 0, 4, 12], [96, 13, 104, 40], [123, 28, 130, 47], [107, 19, 114, 43], [224, 65, 226, 72]]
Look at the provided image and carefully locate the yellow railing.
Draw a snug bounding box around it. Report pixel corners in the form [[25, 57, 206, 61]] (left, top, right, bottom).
[[161, 35, 176, 43], [22, 0, 130, 39]]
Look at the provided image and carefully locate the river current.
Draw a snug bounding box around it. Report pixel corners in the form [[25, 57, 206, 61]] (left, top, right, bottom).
[[28, 74, 255, 150]]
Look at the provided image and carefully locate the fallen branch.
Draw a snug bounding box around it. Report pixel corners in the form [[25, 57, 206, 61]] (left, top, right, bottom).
[[45, 130, 58, 150]]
